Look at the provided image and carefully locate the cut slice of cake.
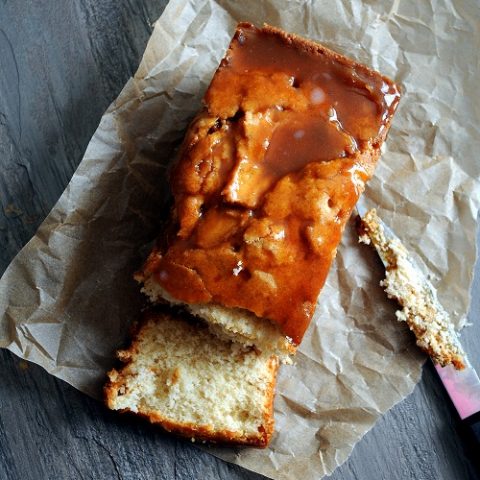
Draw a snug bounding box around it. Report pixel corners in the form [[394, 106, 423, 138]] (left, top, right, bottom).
[[104, 311, 279, 447], [138, 260, 296, 359], [135, 23, 401, 356]]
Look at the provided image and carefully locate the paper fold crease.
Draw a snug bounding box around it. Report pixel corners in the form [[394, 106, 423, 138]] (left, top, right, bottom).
[[1, 1, 480, 479]]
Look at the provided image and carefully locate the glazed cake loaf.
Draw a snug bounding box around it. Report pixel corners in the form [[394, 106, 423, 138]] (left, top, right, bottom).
[[105, 312, 278, 447], [135, 23, 401, 357]]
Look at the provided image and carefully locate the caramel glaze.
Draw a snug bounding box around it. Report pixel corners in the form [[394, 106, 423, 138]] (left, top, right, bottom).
[[144, 23, 401, 345]]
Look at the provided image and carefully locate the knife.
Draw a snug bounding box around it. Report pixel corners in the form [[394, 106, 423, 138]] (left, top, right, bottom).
[[355, 203, 480, 447]]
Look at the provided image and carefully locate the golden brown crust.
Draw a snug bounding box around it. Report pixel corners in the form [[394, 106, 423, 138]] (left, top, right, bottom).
[[258, 355, 279, 444], [104, 312, 279, 448]]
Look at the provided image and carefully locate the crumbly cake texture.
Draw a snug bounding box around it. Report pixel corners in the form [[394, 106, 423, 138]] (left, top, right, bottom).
[[136, 22, 401, 349], [357, 208, 465, 370], [139, 275, 296, 360], [105, 312, 279, 447]]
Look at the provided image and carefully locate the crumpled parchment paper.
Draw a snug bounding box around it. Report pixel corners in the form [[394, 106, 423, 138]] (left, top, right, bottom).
[[1, 1, 480, 479]]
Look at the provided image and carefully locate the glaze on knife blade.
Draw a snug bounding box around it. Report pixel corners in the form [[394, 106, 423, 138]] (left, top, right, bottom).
[[356, 206, 480, 442], [356, 207, 465, 370]]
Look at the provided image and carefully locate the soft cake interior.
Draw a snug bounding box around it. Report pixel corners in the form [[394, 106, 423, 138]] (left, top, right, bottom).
[[105, 312, 278, 446]]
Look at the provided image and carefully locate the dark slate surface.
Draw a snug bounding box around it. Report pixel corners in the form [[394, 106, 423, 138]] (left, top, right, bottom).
[[0, 1, 479, 479]]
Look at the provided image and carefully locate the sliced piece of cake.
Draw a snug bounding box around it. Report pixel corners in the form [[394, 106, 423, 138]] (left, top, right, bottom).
[[135, 22, 401, 357], [105, 311, 279, 447]]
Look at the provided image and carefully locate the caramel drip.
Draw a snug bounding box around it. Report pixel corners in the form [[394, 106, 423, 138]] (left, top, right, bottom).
[[149, 23, 400, 344]]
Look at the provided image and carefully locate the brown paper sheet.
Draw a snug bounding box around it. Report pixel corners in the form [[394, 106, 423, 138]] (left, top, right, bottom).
[[1, 0, 480, 478]]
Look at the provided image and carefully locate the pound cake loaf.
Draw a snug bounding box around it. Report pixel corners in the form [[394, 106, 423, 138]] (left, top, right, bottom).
[[105, 311, 279, 447], [135, 23, 401, 355]]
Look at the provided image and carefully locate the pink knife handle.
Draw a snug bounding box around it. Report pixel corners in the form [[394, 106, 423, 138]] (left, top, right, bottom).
[[435, 363, 480, 420]]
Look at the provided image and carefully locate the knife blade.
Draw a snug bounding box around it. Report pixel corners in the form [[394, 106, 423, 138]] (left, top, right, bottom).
[[355, 203, 480, 445]]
